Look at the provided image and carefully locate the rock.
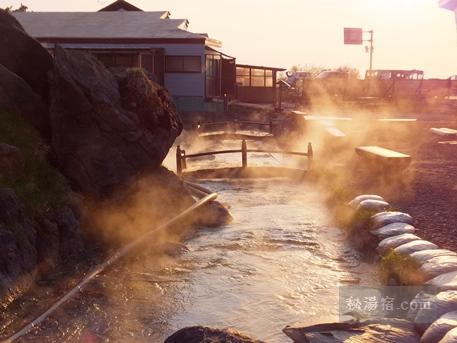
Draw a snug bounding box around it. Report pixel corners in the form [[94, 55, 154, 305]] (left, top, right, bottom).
[[0, 188, 37, 307], [195, 200, 233, 227], [283, 318, 420, 343], [370, 223, 416, 239], [426, 271, 457, 292], [0, 64, 49, 136], [421, 256, 457, 281], [410, 249, 457, 266], [348, 194, 385, 208], [357, 199, 390, 213], [439, 327, 457, 343], [421, 311, 457, 343], [414, 291, 457, 334], [49, 47, 182, 198], [394, 240, 438, 256], [377, 233, 421, 255], [0, 143, 24, 179], [164, 326, 264, 343], [371, 212, 413, 230], [0, 9, 53, 101]]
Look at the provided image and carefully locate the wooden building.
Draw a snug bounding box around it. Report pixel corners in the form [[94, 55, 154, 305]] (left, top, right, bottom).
[[14, 0, 283, 112]]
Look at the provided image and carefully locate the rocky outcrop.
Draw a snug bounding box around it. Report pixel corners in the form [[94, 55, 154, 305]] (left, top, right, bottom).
[[49, 46, 182, 199], [0, 9, 53, 101], [0, 186, 84, 306], [0, 143, 24, 179], [0, 64, 49, 135], [0, 188, 37, 307], [165, 326, 264, 343]]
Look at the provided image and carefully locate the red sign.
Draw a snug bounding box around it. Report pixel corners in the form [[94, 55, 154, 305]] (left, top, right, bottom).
[[344, 28, 363, 45]]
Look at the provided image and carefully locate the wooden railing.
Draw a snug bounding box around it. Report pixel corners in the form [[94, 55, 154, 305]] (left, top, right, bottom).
[[176, 140, 313, 176], [197, 120, 275, 134]]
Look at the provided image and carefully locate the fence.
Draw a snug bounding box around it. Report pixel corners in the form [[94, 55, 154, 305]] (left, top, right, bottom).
[[176, 139, 313, 176]]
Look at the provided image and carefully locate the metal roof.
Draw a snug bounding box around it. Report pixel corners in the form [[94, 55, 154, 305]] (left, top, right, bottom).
[[13, 12, 203, 40]]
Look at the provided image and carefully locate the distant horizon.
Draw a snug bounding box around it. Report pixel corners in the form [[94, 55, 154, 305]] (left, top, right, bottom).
[[3, 0, 457, 78]]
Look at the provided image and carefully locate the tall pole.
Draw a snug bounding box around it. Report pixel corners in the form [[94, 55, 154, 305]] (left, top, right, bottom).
[[368, 30, 374, 73]]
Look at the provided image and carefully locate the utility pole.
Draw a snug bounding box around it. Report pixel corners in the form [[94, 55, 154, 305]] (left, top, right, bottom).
[[366, 30, 374, 73]]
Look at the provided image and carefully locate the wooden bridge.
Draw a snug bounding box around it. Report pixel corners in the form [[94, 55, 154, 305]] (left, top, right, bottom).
[[177, 139, 313, 179]]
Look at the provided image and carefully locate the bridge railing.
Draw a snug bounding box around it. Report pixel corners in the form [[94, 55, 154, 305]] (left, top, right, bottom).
[[176, 140, 313, 176], [197, 120, 275, 134]]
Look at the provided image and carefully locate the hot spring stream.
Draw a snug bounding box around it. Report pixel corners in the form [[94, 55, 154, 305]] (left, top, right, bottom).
[[2, 142, 377, 342]]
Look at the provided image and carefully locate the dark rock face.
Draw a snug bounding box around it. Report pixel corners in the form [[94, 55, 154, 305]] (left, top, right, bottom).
[[0, 186, 83, 305], [0, 143, 24, 179], [165, 326, 265, 343], [0, 64, 49, 135], [0, 9, 53, 101], [0, 188, 37, 307], [49, 46, 182, 199]]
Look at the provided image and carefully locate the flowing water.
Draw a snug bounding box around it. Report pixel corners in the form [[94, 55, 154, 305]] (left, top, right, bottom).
[[2, 138, 377, 342]]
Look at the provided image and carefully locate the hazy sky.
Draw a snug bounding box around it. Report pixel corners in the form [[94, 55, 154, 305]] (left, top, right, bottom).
[[3, 0, 457, 78]]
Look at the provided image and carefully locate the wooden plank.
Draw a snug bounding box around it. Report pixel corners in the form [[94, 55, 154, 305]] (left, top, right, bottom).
[[325, 127, 346, 138], [430, 128, 457, 137], [356, 146, 410, 159]]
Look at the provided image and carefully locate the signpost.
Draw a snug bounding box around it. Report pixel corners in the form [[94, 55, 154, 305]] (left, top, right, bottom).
[[344, 28, 374, 72]]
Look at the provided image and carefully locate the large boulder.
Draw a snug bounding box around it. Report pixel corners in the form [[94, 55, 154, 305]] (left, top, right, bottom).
[[49, 46, 182, 198], [0, 64, 49, 135], [165, 326, 264, 343], [0, 9, 53, 101]]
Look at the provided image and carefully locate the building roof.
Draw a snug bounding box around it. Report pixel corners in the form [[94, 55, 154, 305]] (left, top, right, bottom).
[[439, 0, 457, 10], [98, 0, 143, 12], [13, 12, 204, 40]]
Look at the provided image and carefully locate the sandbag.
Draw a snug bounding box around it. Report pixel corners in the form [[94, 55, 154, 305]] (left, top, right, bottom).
[[371, 223, 416, 239], [348, 194, 385, 208], [421, 256, 457, 281], [357, 199, 390, 213], [426, 271, 457, 293], [394, 240, 438, 256], [439, 327, 457, 343], [411, 249, 457, 266], [371, 211, 413, 230], [421, 311, 457, 343], [414, 291, 457, 334], [377, 233, 421, 255]]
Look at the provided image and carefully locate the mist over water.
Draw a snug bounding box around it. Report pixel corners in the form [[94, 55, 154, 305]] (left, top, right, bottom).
[[5, 139, 377, 342]]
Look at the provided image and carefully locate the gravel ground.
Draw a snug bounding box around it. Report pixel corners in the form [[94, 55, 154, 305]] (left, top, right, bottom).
[[340, 113, 457, 251]]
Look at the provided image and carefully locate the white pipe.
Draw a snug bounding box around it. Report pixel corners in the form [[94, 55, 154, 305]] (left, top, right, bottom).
[[2, 193, 218, 342]]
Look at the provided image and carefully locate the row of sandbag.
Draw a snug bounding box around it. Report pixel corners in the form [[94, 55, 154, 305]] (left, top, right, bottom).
[[348, 194, 457, 343]]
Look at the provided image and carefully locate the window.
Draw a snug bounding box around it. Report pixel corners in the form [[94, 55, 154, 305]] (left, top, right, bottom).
[[236, 66, 275, 88], [165, 56, 201, 73], [205, 54, 221, 98], [236, 67, 250, 86], [94, 53, 139, 68]]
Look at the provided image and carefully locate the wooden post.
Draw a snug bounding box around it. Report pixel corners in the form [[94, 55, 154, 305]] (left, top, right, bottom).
[[269, 120, 274, 134], [307, 142, 313, 170], [181, 149, 187, 170], [241, 139, 247, 168], [223, 93, 229, 113], [176, 145, 182, 176]]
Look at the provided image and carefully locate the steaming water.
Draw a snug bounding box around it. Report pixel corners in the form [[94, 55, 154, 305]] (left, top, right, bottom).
[[4, 139, 376, 342]]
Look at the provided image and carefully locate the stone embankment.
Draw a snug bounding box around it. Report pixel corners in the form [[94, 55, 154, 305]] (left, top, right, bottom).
[[282, 194, 457, 343]]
